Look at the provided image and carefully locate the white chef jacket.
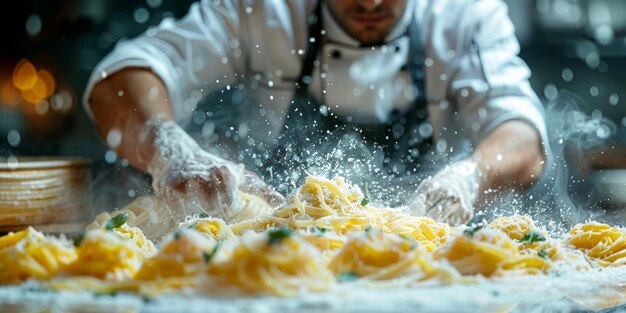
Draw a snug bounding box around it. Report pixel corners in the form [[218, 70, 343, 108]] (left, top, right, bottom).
[[83, 0, 550, 159]]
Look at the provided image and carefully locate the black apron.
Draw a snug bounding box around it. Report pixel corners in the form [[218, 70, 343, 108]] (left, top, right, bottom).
[[262, 1, 436, 200]]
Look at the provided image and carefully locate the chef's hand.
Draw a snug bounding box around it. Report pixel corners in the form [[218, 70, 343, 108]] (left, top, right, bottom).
[[146, 121, 283, 222], [407, 159, 483, 226]]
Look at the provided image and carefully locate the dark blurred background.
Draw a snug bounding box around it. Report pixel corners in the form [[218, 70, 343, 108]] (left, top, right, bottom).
[[0, 0, 624, 217]]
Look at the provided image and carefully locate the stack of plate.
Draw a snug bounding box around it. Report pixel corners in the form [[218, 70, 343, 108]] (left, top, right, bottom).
[[0, 157, 92, 233]]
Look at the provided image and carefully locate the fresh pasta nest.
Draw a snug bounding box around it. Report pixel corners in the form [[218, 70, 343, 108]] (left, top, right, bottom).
[[1, 176, 626, 299]]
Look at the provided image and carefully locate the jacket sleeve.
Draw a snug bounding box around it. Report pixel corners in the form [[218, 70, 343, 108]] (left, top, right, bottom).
[[450, 0, 551, 159], [82, 0, 248, 123]]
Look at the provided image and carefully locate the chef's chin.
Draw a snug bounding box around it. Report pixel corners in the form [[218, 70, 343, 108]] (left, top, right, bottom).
[[353, 29, 387, 46]]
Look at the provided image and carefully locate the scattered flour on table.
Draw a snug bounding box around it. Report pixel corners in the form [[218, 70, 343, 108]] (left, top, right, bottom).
[[2, 269, 626, 312]]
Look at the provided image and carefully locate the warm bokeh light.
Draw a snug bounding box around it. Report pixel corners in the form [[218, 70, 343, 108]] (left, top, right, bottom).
[[31, 75, 48, 99], [7, 59, 59, 108], [21, 87, 43, 104], [12, 59, 37, 90], [35, 69, 56, 98]]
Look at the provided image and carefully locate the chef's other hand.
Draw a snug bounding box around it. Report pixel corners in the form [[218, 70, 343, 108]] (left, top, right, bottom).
[[407, 159, 483, 226], [145, 120, 283, 221]]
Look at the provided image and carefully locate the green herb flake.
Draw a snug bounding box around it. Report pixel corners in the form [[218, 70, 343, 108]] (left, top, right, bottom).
[[268, 226, 292, 245], [399, 236, 418, 250], [360, 183, 371, 206], [203, 242, 221, 264], [314, 226, 328, 235], [364, 226, 374, 233], [94, 291, 117, 297], [337, 272, 360, 282], [538, 249, 548, 259], [26, 286, 46, 293], [104, 213, 128, 230], [199, 213, 210, 218], [463, 225, 484, 237], [519, 231, 546, 244], [174, 230, 183, 240], [73, 233, 84, 247]]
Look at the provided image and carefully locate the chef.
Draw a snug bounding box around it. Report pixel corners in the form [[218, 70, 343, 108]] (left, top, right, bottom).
[[84, 0, 549, 226]]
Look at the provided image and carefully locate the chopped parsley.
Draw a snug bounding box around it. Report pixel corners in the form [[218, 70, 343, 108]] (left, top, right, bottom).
[[104, 213, 128, 230], [94, 291, 117, 297], [400, 235, 417, 250], [268, 226, 292, 245], [337, 272, 360, 282], [142, 296, 154, 303], [174, 230, 183, 240], [73, 233, 84, 247], [519, 231, 546, 244], [538, 249, 548, 259], [199, 213, 210, 218], [314, 226, 328, 235], [463, 225, 484, 237], [364, 226, 374, 233], [203, 242, 221, 264], [26, 286, 46, 293], [360, 183, 371, 206]]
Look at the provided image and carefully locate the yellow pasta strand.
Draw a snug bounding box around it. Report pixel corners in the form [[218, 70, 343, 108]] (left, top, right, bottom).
[[489, 215, 545, 241], [434, 228, 518, 277], [12, 176, 626, 299], [329, 228, 458, 283], [567, 222, 626, 267], [65, 229, 145, 280], [114, 224, 157, 258], [383, 213, 453, 252], [0, 227, 77, 284], [135, 229, 220, 280], [273, 177, 373, 234], [180, 217, 237, 242], [206, 230, 335, 297]]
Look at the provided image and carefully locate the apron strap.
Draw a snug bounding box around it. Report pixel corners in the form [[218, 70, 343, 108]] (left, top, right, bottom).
[[407, 7, 427, 106], [295, 1, 325, 98]]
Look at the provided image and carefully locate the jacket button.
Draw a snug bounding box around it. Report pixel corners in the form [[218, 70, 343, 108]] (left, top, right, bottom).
[[331, 50, 342, 59], [390, 109, 400, 118]]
